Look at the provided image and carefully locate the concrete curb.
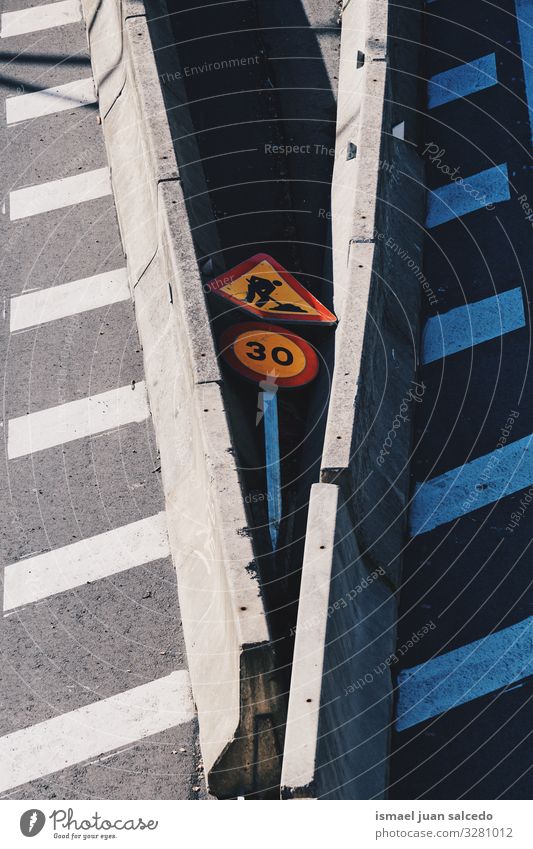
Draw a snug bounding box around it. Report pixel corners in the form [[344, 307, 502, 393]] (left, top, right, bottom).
[[81, 0, 284, 798], [282, 0, 426, 799], [281, 483, 397, 799]]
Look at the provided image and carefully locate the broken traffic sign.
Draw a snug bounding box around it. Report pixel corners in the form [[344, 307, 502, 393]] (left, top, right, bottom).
[[207, 253, 337, 325]]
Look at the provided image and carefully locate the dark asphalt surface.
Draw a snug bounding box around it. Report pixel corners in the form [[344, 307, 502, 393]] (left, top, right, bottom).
[[389, 0, 533, 799]]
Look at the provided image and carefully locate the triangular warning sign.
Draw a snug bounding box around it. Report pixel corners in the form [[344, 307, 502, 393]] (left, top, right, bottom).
[[206, 253, 337, 325]]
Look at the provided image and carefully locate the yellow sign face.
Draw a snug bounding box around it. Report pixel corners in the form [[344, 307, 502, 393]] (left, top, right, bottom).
[[218, 259, 320, 318], [232, 328, 307, 381], [220, 322, 320, 388]]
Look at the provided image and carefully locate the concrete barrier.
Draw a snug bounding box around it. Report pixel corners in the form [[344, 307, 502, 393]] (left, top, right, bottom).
[[81, 0, 284, 798], [282, 0, 426, 799]]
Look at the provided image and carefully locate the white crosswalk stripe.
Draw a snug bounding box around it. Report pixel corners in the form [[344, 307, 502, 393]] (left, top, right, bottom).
[[3, 512, 170, 610], [0, 0, 81, 38], [10, 168, 112, 220], [6, 77, 96, 124]]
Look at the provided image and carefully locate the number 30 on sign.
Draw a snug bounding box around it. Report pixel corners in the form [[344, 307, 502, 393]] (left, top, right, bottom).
[[219, 322, 319, 388]]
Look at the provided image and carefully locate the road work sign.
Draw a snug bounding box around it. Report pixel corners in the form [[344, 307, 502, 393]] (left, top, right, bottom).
[[219, 322, 319, 388], [207, 253, 337, 325]]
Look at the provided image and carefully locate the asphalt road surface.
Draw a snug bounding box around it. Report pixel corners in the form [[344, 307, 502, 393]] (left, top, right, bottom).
[[389, 0, 533, 800], [0, 0, 202, 799]]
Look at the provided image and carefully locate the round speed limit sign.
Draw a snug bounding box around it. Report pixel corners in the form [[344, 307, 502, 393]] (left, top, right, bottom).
[[219, 322, 319, 388]]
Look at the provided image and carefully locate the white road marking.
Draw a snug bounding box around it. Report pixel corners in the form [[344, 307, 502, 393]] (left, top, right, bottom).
[[0, 0, 81, 38], [516, 0, 533, 147], [396, 617, 533, 730], [10, 268, 129, 331], [0, 671, 194, 793], [6, 77, 96, 124], [92, 743, 138, 764], [410, 431, 532, 535], [3, 512, 169, 610], [10, 167, 111, 220], [421, 287, 525, 364], [8, 381, 149, 458], [392, 121, 405, 139]]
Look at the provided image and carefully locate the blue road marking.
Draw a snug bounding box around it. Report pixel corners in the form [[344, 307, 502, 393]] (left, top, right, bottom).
[[516, 0, 533, 147], [425, 163, 510, 228], [410, 431, 531, 535], [422, 287, 525, 364], [396, 617, 533, 731], [428, 53, 498, 109]]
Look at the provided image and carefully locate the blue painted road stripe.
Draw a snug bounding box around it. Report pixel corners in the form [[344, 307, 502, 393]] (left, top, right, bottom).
[[428, 53, 498, 109], [396, 617, 533, 731], [410, 431, 530, 535], [516, 0, 533, 147], [422, 287, 525, 364], [425, 163, 510, 228]]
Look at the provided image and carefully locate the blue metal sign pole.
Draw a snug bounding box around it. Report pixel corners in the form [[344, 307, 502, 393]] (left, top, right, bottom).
[[262, 386, 282, 550]]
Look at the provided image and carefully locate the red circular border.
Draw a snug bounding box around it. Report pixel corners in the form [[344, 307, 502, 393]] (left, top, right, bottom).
[[219, 322, 319, 388]]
